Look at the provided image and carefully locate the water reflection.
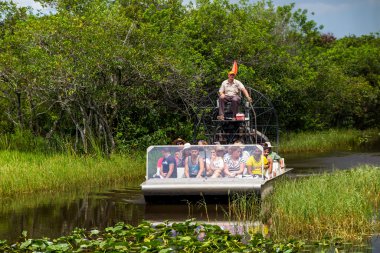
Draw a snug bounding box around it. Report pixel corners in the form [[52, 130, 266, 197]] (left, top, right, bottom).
[[145, 202, 229, 222], [0, 186, 145, 243]]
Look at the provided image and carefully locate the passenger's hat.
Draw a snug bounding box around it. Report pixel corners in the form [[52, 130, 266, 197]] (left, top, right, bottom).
[[182, 143, 191, 151], [228, 71, 235, 75], [264, 142, 273, 148]]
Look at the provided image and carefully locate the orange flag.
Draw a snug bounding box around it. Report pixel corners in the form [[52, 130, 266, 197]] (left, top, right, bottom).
[[231, 60, 238, 75]]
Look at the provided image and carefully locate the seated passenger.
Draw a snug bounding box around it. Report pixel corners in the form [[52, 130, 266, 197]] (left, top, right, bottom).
[[205, 148, 215, 174], [177, 143, 191, 167], [159, 147, 177, 178], [184, 146, 205, 178], [234, 140, 250, 161], [206, 146, 225, 178], [174, 150, 181, 166], [224, 144, 246, 177], [246, 146, 268, 179], [263, 146, 273, 179], [154, 149, 165, 178], [264, 142, 282, 176], [198, 140, 208, 146], [172, 138, 186, 145]]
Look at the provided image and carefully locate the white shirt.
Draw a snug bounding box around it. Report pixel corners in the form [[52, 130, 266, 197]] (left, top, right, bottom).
[[219, 79, 245, 97]]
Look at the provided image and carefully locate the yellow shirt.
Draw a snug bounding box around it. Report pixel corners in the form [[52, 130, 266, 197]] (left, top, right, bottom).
[[246, 155, 268, 175]]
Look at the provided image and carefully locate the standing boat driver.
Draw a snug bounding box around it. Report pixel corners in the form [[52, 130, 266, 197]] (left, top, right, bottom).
[[218, 71, 252, 120]]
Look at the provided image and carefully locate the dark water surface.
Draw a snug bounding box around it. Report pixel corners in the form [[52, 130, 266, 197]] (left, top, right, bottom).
[[286, 150, 380, 175], [1, 151, 379, 249]]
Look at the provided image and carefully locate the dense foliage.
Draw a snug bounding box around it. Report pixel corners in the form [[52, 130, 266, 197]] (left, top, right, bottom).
[[1, 0, 379, 154]]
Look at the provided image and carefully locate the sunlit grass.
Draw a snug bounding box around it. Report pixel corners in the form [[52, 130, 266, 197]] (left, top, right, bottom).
[[225, 193, 261, 235], [266, 165, 380, 242], [226, 193, 260, 224], [280, 128, 380, 153], [0, 150, 145, 197]]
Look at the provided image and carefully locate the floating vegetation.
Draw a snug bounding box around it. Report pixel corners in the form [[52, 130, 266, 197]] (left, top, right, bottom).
[[0, 220, 312, 252], [1, 220, 375, 252]]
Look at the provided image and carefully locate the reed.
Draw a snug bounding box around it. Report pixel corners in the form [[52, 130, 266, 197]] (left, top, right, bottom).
[[227, 193, 260, 224], [266, 165, 380, 241], [280, 128, 380, 153], [217, 193, 262, 235], [0, 150, 145, 197]]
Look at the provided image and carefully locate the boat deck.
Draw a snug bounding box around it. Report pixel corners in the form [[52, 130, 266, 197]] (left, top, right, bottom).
[[142, 177, 264, 195], [141, 169, 291, 203]]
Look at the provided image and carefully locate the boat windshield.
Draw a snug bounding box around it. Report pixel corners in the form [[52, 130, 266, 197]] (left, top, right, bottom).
[[146, 144, 267, 179]]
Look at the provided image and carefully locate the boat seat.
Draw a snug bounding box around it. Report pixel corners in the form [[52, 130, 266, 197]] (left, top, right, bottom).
[[216, 94, 251, 120]]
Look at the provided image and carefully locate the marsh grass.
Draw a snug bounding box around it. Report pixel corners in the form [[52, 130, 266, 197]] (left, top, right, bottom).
[[0, 150, 145, 197], [220, 193, 262, 235], [184, 194, 262, 235], [226, 193, 260, 224], [280, 128, 380, 153], [266, 165, 380, 241]]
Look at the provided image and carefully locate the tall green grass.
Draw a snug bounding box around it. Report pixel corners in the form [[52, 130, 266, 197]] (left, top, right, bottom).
[[225, 193, 262, 235], [226, 193, 260, 224], [266, 165, 380, 241], [280, 128, 380, 153], [0, 129, 50, 153], [0, 150, 145, 197]]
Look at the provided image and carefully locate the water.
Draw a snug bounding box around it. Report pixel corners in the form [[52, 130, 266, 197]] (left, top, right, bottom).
[[0, 187, 145, 242], [0, 151, 379, 249], [285, 150, 380, 175]]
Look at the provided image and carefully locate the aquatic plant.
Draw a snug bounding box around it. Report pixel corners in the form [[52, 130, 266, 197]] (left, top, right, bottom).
[[266, 165, 380, 242], [1, 220, 371, 252], [228, 193, 259, 221], [0, 220, 308, 252]]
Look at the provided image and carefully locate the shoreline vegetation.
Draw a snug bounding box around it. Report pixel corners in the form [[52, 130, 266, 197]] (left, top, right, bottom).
[[222, 165, 380, 245], [0, 128, 378, 197], [280, 128, 380, 153], [0, 129, 379, 251], [0, 211, 376, 252], [266, 165, 380, 242], [0, 151, 145, 198]]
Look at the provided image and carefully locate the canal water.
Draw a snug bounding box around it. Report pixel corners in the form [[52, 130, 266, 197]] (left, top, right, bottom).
[[0, 150, 379, 249]]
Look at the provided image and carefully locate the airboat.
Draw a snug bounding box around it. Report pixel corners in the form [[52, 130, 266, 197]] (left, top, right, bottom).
[[141, 87, 291, 203]]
